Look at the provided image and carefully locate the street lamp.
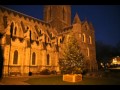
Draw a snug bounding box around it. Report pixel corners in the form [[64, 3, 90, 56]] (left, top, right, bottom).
[[112, 58, 117, 64]]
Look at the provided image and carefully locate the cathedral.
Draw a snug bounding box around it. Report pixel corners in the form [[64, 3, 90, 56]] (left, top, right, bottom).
[[0, 5, 98, 76]]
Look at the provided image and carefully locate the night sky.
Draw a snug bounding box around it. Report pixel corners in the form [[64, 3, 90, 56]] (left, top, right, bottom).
[[2, 5, 120, 47]]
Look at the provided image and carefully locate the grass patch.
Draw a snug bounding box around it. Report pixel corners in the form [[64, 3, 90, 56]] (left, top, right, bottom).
[[24, 74, 120, 85]]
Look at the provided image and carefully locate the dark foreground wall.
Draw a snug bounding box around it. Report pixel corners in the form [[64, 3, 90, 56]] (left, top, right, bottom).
[[0, 34, 4, 80]]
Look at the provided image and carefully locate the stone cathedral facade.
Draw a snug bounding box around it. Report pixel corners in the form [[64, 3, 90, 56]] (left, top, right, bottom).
[[0, 5, 98, 76]]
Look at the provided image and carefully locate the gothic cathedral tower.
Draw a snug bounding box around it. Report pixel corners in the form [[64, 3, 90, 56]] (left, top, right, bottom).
[[43, 5, 71, 33]]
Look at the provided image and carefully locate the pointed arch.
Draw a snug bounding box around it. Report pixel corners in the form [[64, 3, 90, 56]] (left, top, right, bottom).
[[32, 52, 36, 65], [89, 36, 92, 44], [87, 47, 90, 57], [60, 38, 62, 43], [14, 26, 17, 35], [82, 33, 86, 43], [14, 23, 20, 36], [40, 29, 42, 34], [47, 54, 50, 65], [10, 22, 14, 38], [13, 50, 18, 64]]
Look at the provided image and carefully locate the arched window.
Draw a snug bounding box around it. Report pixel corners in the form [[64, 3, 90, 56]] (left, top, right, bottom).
[[13, 50, 18, 64], [39, 30, 41, 34], [87, 47, 90, 57], [14, 27, 17, 35], [89, 36, 92, 44], [82, 33, 86, 43], [60, 38, 62, 43], [32, 52, 36, 65], [10, 22, 14, 38], [47, 54, 50, 65]]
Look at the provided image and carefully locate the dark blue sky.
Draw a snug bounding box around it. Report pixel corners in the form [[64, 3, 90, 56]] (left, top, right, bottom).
[[3, 5, 120, 47]]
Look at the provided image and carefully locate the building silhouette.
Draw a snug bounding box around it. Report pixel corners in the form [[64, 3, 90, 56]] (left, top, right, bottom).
[[0, 5, 98, 76]]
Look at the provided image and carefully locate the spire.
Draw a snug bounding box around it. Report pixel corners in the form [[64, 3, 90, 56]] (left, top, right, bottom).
[[73, 13, 81, 24]]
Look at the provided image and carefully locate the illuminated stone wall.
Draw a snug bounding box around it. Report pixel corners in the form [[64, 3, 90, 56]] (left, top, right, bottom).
[[0, 6, 59, 76], [0, 5, 98, 76]]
